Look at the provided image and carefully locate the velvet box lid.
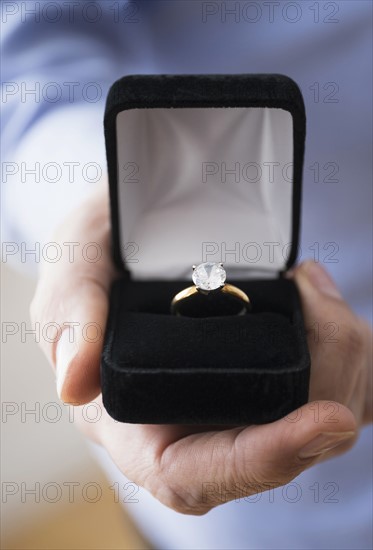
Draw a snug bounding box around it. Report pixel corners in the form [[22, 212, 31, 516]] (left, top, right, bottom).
[[101, 74, 310, 425]]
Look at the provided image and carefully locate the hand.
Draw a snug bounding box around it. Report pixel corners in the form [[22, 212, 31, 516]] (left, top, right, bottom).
[[31, 186, 372, 514]]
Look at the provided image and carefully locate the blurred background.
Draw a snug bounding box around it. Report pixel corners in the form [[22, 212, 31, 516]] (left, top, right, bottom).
[[1, 264, 149, 550]]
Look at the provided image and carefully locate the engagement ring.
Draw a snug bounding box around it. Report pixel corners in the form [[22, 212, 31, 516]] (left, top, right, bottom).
[[170, 262, 251, 317]]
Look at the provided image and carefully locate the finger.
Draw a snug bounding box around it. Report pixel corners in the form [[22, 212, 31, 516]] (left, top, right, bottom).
[[152, 400, 356, 514], [54, 278, 109, 404], [290, 259, 346, 325], [289, 260, 368, 423], [30, 188, 115, 404]]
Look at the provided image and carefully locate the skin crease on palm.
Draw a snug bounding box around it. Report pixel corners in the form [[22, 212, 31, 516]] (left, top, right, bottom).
[[30, 185, 372, 515]]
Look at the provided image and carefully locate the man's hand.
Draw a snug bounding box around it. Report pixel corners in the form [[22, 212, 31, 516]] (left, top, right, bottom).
[[30, 186, 372, 515]]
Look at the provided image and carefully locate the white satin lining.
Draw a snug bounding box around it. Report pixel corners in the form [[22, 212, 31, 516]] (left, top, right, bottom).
[[116, 107, 293, 279]]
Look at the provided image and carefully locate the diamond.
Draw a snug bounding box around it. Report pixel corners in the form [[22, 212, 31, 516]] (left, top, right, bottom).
[[192, 262, 226, 291]]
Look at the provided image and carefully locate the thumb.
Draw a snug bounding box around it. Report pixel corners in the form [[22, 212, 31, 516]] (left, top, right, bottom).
[[159, 400, 356, 514]]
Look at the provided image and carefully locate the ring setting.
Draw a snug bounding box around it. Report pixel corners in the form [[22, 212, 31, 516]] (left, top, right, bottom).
[[192, 261, 226, 293], [171, 262, 251, 317]]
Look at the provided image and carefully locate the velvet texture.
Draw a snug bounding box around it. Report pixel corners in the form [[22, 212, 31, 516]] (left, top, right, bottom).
[[101, 277, 310, 424], [101, 74, 310, 424]]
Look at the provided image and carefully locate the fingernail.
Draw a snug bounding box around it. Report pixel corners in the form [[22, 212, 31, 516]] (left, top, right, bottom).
[[299, 431, 355, 459], [302, 261, 342, 299], [56, 328, 78, 400]]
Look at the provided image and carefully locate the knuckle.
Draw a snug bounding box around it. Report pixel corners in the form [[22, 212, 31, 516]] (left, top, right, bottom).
[[151, 455, 212, 515], [161, 489, 209, 515], [150, 476, 211, 515]]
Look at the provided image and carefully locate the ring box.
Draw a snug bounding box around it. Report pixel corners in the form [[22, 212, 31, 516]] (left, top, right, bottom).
[[101, 74, 310, 424]]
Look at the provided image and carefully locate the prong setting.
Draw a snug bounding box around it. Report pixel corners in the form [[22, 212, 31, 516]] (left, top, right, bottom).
[[192, 262, 227, 291]]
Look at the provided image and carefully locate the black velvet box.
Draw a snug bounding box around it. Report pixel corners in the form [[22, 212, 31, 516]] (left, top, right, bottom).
[[101, 74, 310, 425]]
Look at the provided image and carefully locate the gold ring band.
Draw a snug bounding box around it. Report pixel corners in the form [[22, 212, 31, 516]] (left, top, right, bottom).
[[170, 263, 251, 317], [171, 283, 250, 314]]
